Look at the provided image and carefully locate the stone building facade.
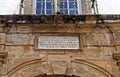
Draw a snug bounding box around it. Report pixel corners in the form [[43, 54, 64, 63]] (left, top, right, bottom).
[[0, 15, 120, 77], [0, 0, 119, 77]]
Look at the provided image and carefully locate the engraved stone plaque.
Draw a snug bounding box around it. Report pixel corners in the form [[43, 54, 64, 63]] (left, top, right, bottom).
[[38, 36, 79, 49]]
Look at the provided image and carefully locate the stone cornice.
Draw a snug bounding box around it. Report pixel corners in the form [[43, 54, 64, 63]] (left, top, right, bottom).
[[0, 15, 120, 24]]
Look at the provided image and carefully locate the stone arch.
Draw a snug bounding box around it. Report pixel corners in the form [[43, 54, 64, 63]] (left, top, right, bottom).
[[8, 59, 44, 77], [8, 59, 113, 77], [72, 59, 113, 77]]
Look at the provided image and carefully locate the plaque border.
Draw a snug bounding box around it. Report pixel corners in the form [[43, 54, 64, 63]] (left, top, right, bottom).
[[35, 33, 82, 51]]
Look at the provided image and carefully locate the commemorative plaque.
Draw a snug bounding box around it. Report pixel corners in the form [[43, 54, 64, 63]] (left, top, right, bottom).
[[38, 36, 79, 49]]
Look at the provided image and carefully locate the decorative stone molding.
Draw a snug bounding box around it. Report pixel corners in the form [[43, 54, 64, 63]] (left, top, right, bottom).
[[0, 52, 7, 64], [113, 53, 120, 61], [113, 53, 120, 71], [113, 52, 120, 61]]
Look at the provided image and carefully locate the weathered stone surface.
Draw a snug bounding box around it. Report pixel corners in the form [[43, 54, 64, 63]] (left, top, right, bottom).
[[0, 22, 120, 77], [115, 33, 120, 44], [111, 26, 120, 32], [48, 55, 70, 62], [0, 33, 6, 44], [17, 26, 31, 33], [83, 33, 113, 45], [0, 45, 5, 51], [5, 34, 34, 45]]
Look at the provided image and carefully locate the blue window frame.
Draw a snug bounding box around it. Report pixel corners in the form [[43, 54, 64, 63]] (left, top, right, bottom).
[[36, 0, 45, 14], [60, 0, 68, 14], [35, 0, 79, 15], [36, 0, 55, 15], [69, 0, 78, 15], [46, 0, 55, 14]]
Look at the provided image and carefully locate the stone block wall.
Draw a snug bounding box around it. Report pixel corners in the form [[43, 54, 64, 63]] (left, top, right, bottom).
[[0, 22, 119, 77]]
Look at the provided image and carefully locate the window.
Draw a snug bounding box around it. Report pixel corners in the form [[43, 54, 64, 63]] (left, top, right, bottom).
[[69, 0, 78, 15], [60, 0, 68, 14], [35, 0, 81, 15], [36, 0, 55, 14], [46, 0, 55, 14]]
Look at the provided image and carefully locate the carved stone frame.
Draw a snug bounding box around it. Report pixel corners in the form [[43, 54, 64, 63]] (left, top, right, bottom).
[[34, 33, 83, 51]]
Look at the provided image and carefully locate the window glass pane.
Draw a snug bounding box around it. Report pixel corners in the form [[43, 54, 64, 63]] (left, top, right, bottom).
[[61, 0, 67, 1], [69, 0, 77, 1], [36, 10, 45, 14], [36, 2, 45, 8], [69, 0, 78, 15], [35, 0, 79, 15], [36, 0, 45, 14], [60, 10, 68, 14], [69, 10, 78, 15], [69, 2, 77, 8], [60, 0, 68, 14], [46, 10, 52, 14], [46, 0, 55, 14], [46, 2, 52, 9], [60, 2, 67, 8], [36, 2, 40, 8], [36, 10, 40, 14]]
